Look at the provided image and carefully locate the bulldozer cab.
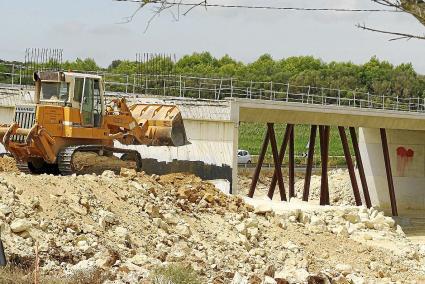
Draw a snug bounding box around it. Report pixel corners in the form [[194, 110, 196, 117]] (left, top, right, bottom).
[[35, 71, 104, 127]]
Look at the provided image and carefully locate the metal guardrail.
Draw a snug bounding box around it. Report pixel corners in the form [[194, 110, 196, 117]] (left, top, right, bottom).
[[1, 63, 424, 113]]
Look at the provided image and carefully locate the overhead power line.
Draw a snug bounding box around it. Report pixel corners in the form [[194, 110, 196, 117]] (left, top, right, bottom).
[[114, 0, 401, 13]]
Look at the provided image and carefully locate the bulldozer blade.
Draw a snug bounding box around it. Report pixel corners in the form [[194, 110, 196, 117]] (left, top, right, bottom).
[[130, 104, 189, 147]]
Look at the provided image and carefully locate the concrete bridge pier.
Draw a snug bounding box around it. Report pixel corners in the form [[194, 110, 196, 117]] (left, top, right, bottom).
[[359, 128, 425, 215]]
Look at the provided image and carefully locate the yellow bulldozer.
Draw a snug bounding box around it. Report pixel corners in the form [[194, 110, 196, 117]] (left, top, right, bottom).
[[0, 71, 188, 175]]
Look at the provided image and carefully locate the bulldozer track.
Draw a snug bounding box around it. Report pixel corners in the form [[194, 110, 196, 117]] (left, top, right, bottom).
[[16, 162, 31, 174], [58, 145, 142, 176]]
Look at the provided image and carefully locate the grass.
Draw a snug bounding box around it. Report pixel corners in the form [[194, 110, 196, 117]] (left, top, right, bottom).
[[151, 264, 201, 284], [239, 122, 355, 165], [0, 265, 113, 284]]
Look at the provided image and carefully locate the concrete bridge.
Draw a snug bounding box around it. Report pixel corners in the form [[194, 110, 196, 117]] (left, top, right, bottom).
[[1, 76, 425, 216]]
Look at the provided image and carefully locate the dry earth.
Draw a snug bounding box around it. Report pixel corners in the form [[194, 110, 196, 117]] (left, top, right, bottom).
[[0, 157, 423, 283]]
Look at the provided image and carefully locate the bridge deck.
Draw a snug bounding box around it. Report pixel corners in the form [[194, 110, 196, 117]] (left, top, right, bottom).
[[231, 98, 425, 131]]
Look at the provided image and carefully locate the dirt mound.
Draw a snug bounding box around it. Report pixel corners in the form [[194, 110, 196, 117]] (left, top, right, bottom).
[[72, 152, 137, 175], [0, 169, 423, 283], [0, 156, 18, 173]]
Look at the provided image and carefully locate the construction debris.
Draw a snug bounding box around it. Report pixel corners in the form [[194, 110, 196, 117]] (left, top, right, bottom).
[[0, 158, 424, 283]]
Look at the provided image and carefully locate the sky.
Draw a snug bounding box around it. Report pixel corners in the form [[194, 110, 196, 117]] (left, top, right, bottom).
[[1, 0, 425, 73]]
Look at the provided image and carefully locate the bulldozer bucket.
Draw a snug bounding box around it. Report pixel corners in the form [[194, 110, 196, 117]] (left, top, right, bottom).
[[129, 104, 189, 147]]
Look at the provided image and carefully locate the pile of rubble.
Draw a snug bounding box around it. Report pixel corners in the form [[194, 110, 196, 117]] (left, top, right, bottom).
[[0, 156, 18, 173], [0, 158, 423, 283]]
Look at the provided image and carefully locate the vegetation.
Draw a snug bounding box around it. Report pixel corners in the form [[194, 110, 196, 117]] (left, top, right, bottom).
[[1, 53, 425, 98], [151, 264, 201, 284], [239, 123, 353, 166]]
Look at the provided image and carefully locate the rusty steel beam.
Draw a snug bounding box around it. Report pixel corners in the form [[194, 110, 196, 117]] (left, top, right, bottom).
[[303, 125, 317, 201], [267, 123, 287, 201], [289, 126, 295, 198], [248, 127, 270, 198], [380, 128, 398, 216], [349, 127, 372, 208], [268, 124, 293, 199], [338, 126, 362, 206], [319, 126, 330, 205]]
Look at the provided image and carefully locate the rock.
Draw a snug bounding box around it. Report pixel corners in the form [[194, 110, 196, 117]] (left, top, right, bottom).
[[310, 215, 325, 226], [175, 223, 192, 238], [144, 203, 160, 218], [331, 275, 350, 284], [235, 223, 246, 235], [343, 213, 360, 224], [254, 203, 273, 215], [101, 170, 115, 178], [293, 268, 310, 282], [99, 210, 117, 224], [263, 276, 277, 284], [335, 264, 353, 276], [67, 259, 97, 276], [129, 254, 149, 266], [153, 218, 169, 232], [333, 225, 349, 237], [120, 168, 137, 179], [0, 203, 12, 215], [69, 203, 88, 215], [10, 218, 31, 233], [162, 213, 179, 225], [346, 274, 365, 284], [231, 272, 248, 284], [115, 226, 129, 239], [245, 217, 259, 229], [247, 227, 259, 239]]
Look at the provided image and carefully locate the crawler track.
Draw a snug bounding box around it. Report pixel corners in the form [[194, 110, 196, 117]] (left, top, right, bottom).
[[58, 145, 142, 176]]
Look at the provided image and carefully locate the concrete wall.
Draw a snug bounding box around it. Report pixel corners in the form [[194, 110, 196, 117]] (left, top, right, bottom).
[[0, 106, 14, 124], [116, 118, 237, 191], [359, 128, 425, 213]]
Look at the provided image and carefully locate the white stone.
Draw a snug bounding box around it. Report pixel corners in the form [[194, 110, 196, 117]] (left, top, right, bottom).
[[263, 276, 277, 284], [231, 272, 248, 284], [129, 254, 149, 266], [294, 268, 310, 282], [0, 204, 12, 215], [175, 224, 192, 238], [10, 218, 31, 233], [98, 210, 117, 224], [335, 264, 353, 276], [115, 226, 129, 239], [235, 223, 246, 234], [69, 203, 88, 215], [346, 274, 365, 284], [162, 213, 179, 225], [254, 203, 273, 214]]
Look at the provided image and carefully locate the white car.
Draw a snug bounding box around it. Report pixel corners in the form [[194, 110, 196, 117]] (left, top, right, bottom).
[[238, 150, 252, 164]]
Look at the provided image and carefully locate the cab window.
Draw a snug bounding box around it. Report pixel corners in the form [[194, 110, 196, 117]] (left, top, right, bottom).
[[74, 78, 84, 103], [41, 82, 69, 101]]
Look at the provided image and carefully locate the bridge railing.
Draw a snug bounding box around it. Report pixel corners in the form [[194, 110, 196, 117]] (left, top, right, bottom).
[[0, 62, 424, 113]]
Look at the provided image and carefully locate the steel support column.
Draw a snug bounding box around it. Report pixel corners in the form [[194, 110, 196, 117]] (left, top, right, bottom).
[[380, 128, 398, 216], [349, 127, 372, 208], [268, 123, 287, 201], [303, 125, 317, 201], [268, 124, 293, 200], [289, 126, 295, 198], [338, 126, 362, 206], [248, 127, 270, 198], [319, 126, 330, 205]]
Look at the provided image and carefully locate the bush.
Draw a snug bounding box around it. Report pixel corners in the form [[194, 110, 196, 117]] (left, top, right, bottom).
[[151, 264, 201, 284]]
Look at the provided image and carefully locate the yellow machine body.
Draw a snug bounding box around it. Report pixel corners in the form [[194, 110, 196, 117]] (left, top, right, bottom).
[[0, 71, 187, 174]]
